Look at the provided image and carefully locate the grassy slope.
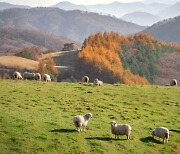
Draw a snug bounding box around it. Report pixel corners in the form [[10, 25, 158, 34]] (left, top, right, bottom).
[[0, 80, 179, 154], [0, 56, 38, 71]]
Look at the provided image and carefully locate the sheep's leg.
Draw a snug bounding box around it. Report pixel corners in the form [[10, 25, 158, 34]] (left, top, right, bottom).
[[83, 126, 86, 132]]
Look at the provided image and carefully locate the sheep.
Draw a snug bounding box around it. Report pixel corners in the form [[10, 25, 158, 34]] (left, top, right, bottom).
[[43, 74, 51, 82], [82, 76, 89, 84], [110, 121, 131, 140], [23, 72, 35, 80], [35, 73, 41, 81], [152, 127, 169, 143], [170, 79, 177, 86], [73, 113, 92, 132], [93, 78, 103, 86], [13, 71, 23, 80]]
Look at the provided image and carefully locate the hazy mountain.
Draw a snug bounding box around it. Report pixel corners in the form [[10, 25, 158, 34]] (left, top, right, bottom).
[[51, 1, 90, 11], [52, 1, 169, 18], [0, 7, 145, 42], [121, 12, 163, 26], [0, 2, 30, 10], [144, 0, 180, 5], [0, 28, 81, 54], [143, 16, 180, 43], [158, 2, 180, 18]]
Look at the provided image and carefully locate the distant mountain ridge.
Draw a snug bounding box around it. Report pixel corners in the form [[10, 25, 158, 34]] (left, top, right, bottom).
[[143, 16, 180, 43], [121, 12, 163, 26], [0, 7, 145, 42], [52, 1, 170, 18], [158, 2, 180, 18], [0, 2, 30, 10]]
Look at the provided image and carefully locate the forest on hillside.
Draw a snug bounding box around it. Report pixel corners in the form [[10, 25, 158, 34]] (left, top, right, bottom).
[[75, 32, 180, 84]]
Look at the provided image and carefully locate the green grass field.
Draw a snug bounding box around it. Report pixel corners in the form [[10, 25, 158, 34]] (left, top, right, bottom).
[[0, 80, 179, 154]]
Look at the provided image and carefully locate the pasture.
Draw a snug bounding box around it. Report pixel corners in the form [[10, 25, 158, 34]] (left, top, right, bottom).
[[0, 80, 179, 153]]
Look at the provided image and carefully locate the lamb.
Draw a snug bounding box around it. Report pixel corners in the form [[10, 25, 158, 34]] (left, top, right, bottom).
[[35, 73, 41, 81], [13, 71, 23, 80], [23, 72, 35, 80], [170, 79, 177, 86], [152, 127, 169, 143], [43, 74, 51, 82], [110, 121, 131, 140], [73, 113, 92, 132], [82, 76, 89, 83], [93, 78, 103, 86]]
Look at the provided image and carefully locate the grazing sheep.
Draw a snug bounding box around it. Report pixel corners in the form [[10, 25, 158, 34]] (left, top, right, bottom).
[[110, 121, 131, 140], [23, 72, 35, 80], [93, 78, 103, 86], [82, 76, 89, 83], [152, 127, 169, 143], [73, 113, 92, 132], [13, 71, 23, 80], [170, 79, 177, 86], [43, 74, 51, 82], [35, 73, 41, 81]]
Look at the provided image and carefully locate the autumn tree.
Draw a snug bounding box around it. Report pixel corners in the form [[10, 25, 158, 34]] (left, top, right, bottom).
[[38, 58, 48, 74], [46, 54, 59, 76]]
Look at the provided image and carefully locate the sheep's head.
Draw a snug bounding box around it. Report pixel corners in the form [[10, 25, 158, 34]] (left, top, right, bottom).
[[94, 78, 98, 82], [110, 121, 117, 127], [85, 113, 92, 120], [151, 130, 155, 137]]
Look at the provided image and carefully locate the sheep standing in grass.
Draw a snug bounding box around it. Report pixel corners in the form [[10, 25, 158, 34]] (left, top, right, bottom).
[[35, 73, 41, 81], [110, 121, 131, 140], [152, 127, 169, 143], [23, 72, 35, 80], [82, 76, 89, 84], [43, 74, 51, 82], [73, 113, 92, 132], [13, 71, 23, 80], [93, 78, 103, 86], [170, 79, 177, 86]]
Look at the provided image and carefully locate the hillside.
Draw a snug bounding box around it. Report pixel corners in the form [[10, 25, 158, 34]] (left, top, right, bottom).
[[0, 56, 38, 71], [121, 12, 163, 26], [0, 80, 179, 153], [155, 52, 180, 85], [0, 28, 81, 54], [0, 7, 145, 42], [143, 16, 180, 43], [0, 2, 30, 10]]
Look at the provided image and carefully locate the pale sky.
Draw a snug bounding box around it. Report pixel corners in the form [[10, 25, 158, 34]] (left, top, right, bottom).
[[1, 0, 145, 7], [1, 0, 179, 6]]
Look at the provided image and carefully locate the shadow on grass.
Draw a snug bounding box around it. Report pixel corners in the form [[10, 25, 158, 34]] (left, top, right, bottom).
[[86, 137, 127, 141], [170, 129, 180, 133], [140, 136, 162, 144], [50, 129, 76, 133]]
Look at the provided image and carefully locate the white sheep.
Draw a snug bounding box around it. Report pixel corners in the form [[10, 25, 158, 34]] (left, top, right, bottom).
[[35, 73, 41, 81], [110, 121, 131, 140], [43, 74, 51, 82], [23, 72, 35, 80], [93, 78, 103, 86], [152, 127, 169, 143], [170, 79, 177, 86], [13, 71, 23, 80], [73, 113, 92, 132], [82, 76, 89, 83]]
